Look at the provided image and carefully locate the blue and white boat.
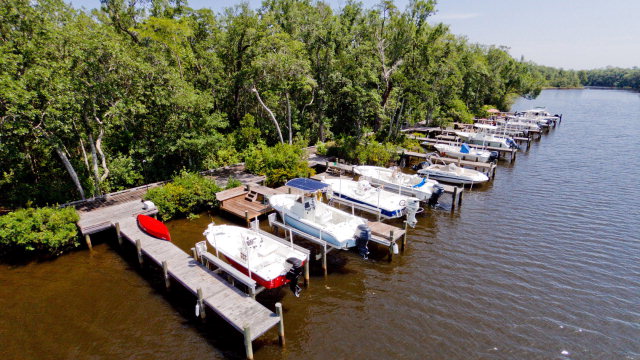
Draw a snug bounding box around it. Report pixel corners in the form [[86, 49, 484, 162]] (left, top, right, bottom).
[[354, 165, 444, 206], [269, 193, 367, 249], [323, 178, 413, 219]]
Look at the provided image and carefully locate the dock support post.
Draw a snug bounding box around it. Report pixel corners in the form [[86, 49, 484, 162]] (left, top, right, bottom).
[[197, 288, 206, 319], [244, 326, 253, 360], [458, 189, 463, 207], [244, 210, 250, 227], [322, 246, 328, 277], [136, 239, 142, 265], [192, 247, 200, 263], [85, 234, 93, 251], [402, 221, 408, 252], [162, 261, 170, 289], [388, 230, 395, 262], [451, 187, 458, 212], [304, 259, 310, 286], [276, 302, 285, 346], [115, 222, 122, 246]]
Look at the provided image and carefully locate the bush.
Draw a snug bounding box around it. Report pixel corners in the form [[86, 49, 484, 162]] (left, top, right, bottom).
[[327, 137, 400, 166], [144, 171, 221, 221], [0, 206, 80, 256], [244, 143, 315, 187]]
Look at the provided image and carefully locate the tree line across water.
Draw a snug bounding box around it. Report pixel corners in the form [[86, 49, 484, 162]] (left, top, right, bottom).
[[0, 0, 637, 211]]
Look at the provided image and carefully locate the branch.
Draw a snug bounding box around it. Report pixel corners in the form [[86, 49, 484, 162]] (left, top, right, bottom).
[[251, 85, 284, 144]]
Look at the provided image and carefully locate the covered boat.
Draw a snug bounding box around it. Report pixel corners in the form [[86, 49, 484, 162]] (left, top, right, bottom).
[[353, 165, 444, 205], [136, 214, 171, 241], [323, 178, 417, 219], [416, 162, 489, 185], [203, 224, 307, 292], [432, 143, 497, 163], [454, 124, 519, 149]]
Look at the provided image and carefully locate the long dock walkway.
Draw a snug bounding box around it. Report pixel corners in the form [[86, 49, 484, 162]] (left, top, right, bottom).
[[77, 200, 281, 355]]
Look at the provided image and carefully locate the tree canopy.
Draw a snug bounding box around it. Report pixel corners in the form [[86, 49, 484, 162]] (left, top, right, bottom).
[[0, 0, 592, 208]]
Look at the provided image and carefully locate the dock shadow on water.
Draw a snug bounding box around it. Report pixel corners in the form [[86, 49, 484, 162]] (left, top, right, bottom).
[[2, 89, 640, 359]]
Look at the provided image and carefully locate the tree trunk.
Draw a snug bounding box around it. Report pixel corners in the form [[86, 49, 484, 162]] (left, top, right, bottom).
[[251, 86, 284, 144], [55, 146, 85, 200], [87, 132, 101, 194], [95, 127, 109, 182], [285, 92, 292, 144]]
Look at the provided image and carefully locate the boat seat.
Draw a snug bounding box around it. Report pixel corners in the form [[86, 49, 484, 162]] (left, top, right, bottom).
[[257, 241, 278, 257]]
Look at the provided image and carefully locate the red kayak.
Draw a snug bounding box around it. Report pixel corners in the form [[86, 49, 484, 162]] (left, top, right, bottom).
[[137, 214, 171, 241]]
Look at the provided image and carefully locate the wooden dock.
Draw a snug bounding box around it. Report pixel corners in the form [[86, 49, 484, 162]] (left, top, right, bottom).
[[216, 184, 285, 225], [77, 200, 282, 358]]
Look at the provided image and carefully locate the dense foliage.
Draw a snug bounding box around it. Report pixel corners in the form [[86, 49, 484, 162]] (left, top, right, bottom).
[[1, 0, 572, 208], [143, 171, 221, 220], [327, 137, 400, 166], [0, 206, 79, 255], [579, 67, 640, 89], [245, 143, 315, 186]]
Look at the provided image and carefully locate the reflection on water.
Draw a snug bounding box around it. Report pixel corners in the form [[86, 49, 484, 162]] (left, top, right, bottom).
[[1, 89, 639, 359]]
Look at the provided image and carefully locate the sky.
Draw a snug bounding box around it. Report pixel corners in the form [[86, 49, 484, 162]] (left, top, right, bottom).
[[70, 0, 640, 70]]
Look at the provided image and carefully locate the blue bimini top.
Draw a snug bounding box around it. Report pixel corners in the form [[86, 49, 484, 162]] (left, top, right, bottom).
[[460, 143, 471, 154], [285, 178, 330, 193]]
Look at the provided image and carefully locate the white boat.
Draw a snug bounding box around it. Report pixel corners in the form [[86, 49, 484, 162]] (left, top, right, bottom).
[[455, 124, 519, 149], [416, 162, 489, 185], [269, 193, 368, 249], [323, 178, 417, 219], [520, 107, 559, 125], [432, 143, 497, 163], [203, 224, 307, 291], [496, 117, 541, 132], [353, 165, 444, 205]]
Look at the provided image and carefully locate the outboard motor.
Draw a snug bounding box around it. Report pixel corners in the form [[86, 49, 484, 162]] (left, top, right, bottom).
[[488, 151, 499, 163], [506, 138, 520, 150], [355, 224, 371, 259], [427, 184, 445, 207], [285, 257, 304, 297], [405, 198, 421, 228], [411, 160, 432, 171]]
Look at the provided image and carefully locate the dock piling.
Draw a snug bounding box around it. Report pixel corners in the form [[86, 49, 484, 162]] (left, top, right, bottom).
[[388, 230, 395, 262], [162, 260, 170, 289], [244, 326, 254, 360], [276, 302, 285, 346], [451, 187, 458, 212], [197, 287, 206, 319], [304, 260, 310, 286], [135, 239, 142, 265], [85, 234, 93, 251], [115, 222, 122, 246], [322, 246, 328, 277], [402, 221, 408, 252]]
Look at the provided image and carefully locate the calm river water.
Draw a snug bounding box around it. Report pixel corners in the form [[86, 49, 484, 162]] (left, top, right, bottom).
[[1, 89, 639, 359]]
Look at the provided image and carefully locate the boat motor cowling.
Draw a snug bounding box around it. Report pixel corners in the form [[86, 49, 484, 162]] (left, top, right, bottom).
[[506, 138, 519, 150], [428, 184, 445, 207], [489, 151, 499, 163], [412, 160, 432, 171], [405, 198, 420, 228], [355, 224, 371, 259], [285, 257, 304, 297]]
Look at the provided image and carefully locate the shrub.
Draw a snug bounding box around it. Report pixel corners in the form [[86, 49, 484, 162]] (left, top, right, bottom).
[[244, 143, 315, 187], [327, 136, 400, 166], [143, 171, 221, 221], [0, 206, 80, 256]]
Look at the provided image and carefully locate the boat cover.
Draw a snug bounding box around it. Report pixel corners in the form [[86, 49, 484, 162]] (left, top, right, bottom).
[[460, 143, 471, 154], [285, 178, 330, 192]]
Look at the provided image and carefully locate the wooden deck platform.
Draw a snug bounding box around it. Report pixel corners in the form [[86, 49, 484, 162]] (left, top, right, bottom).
[[216, 184, 286, 225], [77, 200, 281, 355]]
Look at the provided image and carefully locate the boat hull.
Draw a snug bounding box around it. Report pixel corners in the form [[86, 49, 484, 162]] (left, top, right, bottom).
[[225, 255, 301, 289], [332, 192, 403, 218], [419, 170, 488, 185], [136, 214, 171, 241], [282, 213, 352, 248]]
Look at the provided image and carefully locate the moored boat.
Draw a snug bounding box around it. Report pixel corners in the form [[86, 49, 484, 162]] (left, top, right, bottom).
[[455, 124, 519, 149], [415, 162, 489, 185], [203, 224, 307, 292], [323, 178, 417, 219], [268, 193, 369, 250], [353, 165, 444, 205], [137, 214, 171, 241], [432, 143, 497, 163]]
